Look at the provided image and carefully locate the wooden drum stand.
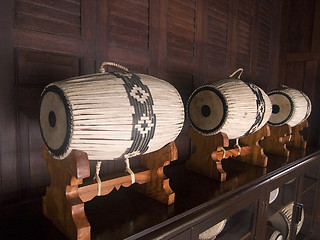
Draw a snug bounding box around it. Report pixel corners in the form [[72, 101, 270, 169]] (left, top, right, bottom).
[[42, 142, 177, 240], [260, 120, 308, 157], [186, 125, 270, 181], [186, 120, 308, 182]]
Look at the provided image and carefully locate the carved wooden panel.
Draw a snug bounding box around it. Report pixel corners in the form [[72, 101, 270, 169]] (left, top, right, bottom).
[[15, 0, 81, 37]]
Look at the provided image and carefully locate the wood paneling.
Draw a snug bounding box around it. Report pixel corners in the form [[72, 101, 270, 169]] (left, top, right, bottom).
[[205, 0, 229, 70], [15, 48, 80, 118], [15, 48, 80, 85], [0, 0, 293, 203], [235, 0, 253, 74], [256, 0, 272, 88], [15, 0, 81, 37], [286, 0, 316, 53], [0, 0, 18, 202], [279, 0, 320, 146], [167, 0, 196, 63]]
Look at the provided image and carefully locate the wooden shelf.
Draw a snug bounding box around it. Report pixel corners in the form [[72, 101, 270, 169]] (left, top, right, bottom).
[[0, 147, 319, 240]]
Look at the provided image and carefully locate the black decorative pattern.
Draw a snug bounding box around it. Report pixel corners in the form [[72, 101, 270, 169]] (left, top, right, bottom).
[[243, 82, 266, 136], [113, 72, 156, 157]]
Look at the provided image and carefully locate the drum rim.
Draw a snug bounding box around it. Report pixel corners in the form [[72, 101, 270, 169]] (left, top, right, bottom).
[[267, 91, 294, 126], [40, 85, 72, 158], [187, 85, 228, 135]]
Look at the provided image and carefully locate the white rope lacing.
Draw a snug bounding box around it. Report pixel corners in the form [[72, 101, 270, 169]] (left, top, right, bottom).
[[124, 156, 135, 184], [93, 160, 102, 196]]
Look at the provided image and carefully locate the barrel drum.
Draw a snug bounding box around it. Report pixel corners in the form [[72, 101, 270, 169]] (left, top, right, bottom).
[[40, 66, 184, 161], [268, 86, 311, 127], [187, 78, 272, 139], [268, 202, 304, 239]]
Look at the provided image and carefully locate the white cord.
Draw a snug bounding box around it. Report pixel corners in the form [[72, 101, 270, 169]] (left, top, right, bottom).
[[124, 157, 135, 184], [93, 161, 102, 196], [235, 138, 241, 156]]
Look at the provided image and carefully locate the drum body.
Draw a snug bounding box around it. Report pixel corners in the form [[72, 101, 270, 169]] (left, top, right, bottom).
[[268, 86, 312, 127], [187, 79, 272, 139], [40, 72, 184, 160]]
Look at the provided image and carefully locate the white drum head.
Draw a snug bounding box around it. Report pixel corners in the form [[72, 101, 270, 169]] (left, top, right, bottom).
[[268, 92, 293, 126], [40, 86, 71, 158], [187, 86, 226, 136]]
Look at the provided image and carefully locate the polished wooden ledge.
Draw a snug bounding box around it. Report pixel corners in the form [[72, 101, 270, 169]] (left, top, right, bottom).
[[0, 147, 319, 240]]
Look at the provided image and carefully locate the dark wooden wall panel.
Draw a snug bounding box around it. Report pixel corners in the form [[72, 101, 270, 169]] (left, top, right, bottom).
[[15, 0, 81, 37], [0, 0, 18, 202], [286, 0, 316, 53], [167, 0, 196, 63], [15, 48, 80, 118], [103, 0, 150, 73], [279, 0, 320, 146], [1, 0, 307, 203], [284, 62, 305, 89], [256, 0, 272, 89], [205, 0, 229, 70], [29, 120, 48, 189], [108, 0, 149, 52], [16, 49, 80, 85], [235, 0, 253, 75]]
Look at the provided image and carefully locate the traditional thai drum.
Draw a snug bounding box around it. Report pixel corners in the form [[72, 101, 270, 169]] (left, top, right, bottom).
[[187, 70, 272, 139], [269, 188, 279, 204], [266, 225, 284, 240], [268, 202, 304, 239], [198, 219, 227, 240], [39, 62, 185, 161], [267, 86, 312, 127]]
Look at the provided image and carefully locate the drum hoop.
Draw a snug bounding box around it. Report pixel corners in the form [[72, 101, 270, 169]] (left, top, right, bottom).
[[40, 85, 72, 158], [267, 91, 294, 126], [187, 85, 228, 135]]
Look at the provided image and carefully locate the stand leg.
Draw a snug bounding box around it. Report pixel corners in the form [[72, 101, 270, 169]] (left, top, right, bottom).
[[43, 142, 178, 239], [237, 125, 270, 167], [286, 120, 308, 149], [186, 127, 229, 181], [135, 142, 178, 205], [260, 124, 292, 157], [42, 147, 91, 240]]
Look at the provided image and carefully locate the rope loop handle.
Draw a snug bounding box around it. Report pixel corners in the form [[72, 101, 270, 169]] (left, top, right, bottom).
[[100, 61, 130, 73], [229, 68, 243, 79]]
